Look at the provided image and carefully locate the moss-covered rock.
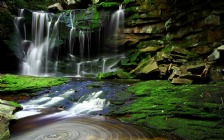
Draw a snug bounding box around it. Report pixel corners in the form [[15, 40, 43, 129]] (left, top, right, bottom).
[[0, 99, 23, 140], [97, 69, 134, 79], [108, 80, 224, 139], [0, 74, 69, 94]]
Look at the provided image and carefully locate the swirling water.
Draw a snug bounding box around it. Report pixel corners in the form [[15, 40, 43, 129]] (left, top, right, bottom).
[[10, 80, 170, 140]]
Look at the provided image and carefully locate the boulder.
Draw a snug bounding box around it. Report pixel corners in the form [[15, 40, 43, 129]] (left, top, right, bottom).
[[191, 45, 212, 54], [131, 57, 159, 74], [207, 49, 220, 61], [171, 78, 193, 84], [0, 99, 22, 140], [139, 46, 163, 53], [48, 3, 63, 12]]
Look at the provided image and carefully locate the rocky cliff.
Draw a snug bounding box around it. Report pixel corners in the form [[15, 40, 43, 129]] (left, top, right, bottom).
[[98, 0, 224, 84]]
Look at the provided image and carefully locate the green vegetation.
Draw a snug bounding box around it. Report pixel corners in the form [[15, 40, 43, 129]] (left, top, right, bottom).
[[0, 74, 69, 94], [97, 69, 134, 79], [98, 2, 120, 8], [108, 80, 224, 140]]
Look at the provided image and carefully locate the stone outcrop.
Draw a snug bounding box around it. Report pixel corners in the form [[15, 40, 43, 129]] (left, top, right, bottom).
[[101, 0, 224, 84], [0, 99, 22, 140]]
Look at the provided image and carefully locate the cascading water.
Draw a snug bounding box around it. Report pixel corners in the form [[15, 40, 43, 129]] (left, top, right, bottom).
[[110, 5, 124, 35], [14, 7, 125, 77], [15, 90, 108, 119], [11, 81, 163, 140], [108, 4, 125, 50], [17, 11, 62, 76]]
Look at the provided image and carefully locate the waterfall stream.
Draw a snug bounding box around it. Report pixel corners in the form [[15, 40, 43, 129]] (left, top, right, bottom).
[[10, 80, 170, 140], [14, 6, 125, 77]]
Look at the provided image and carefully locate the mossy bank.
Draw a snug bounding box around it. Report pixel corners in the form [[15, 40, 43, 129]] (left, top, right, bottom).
[[107, 80, 224, 140], [0, 74, 69, 95]]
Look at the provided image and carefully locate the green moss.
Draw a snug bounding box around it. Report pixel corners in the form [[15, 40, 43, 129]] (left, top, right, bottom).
[[9, 101, 22, 108], [0, 74, 69, 94], [161, 45, 172, 53], [98, 2, 120, 8], [97, 69, 134, 80], [110, 80, 224, 139]]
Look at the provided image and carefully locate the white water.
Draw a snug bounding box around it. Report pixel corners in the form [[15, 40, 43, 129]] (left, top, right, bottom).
[[19, 12, 56, 76], [15, 90, 109, 119], [110, 5, 124, 36], [14, 8, 125, 77]]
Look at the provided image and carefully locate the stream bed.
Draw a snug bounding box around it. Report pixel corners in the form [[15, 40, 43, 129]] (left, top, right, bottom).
[[9, 79, 175, 140]]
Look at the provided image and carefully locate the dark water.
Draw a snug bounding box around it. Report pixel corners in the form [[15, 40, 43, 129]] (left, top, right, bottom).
[[10, 113, 166, 140], [9, 79, 178, 140]]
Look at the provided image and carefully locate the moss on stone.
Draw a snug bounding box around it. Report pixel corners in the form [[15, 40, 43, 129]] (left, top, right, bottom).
[[98, 2, 120, 8], [0, 74, 69, 94], [109, 80, 224, 139], [97, 69, 134, 79]]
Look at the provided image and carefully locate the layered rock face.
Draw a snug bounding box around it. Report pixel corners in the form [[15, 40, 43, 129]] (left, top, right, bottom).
[[118, 0, 224, 84]]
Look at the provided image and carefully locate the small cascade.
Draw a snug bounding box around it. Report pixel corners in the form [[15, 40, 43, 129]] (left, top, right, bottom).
[[15, 88, 109, 119], [68, 10, 76, 56], [79, 30, 85, 60], [14, 9, 26, 59], [110, 5, 125, 35]]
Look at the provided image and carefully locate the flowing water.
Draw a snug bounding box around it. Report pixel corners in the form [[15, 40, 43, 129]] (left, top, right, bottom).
[[14, 6, 125, 77], [9, 80, 171, 140]]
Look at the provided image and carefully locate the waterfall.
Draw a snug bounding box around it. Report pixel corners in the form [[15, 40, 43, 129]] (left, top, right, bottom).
[[14, 8, 126, 77], [79, 30, 85, 60], [69, 10, 76, 56], [110, 4, 124, 36]]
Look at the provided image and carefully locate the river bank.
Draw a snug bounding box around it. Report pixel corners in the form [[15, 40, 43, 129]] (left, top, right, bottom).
[[0, 74, 224, 139]]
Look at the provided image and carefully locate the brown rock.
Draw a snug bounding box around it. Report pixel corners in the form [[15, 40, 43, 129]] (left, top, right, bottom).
[[141, 60, 159, 74], [193, 15, 220, 31], [159, 64, 168, 75], [48, 3, 63, 12], [171, 78, 193, 84], [139, 46, 163, 52], [171, 46, 190, 55], [207, 49, 220, 61], [131, 57, 159, 75], [191, 45, 212, 54]]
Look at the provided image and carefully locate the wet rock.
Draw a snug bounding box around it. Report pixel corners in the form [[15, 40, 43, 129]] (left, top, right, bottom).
[[171, 77, 193, 84], [193, 15, 220, 31], [97, 69, 133, 79], [0, 1, 7, 8], [158, 64, 168, 75], [186, 63, 205, 74], [124, 23, 164, 34], [209, 64, 224, 82], [0, 99, 22, 140], [191, 45, 212, 54], [217, 45, 224, 51], [207, 49, 220, 61], [48, 3, 63, 12], [131, 57, 159, 75], [141, 60, 159, 74], [170, 46, 190, 56], [139, 46, 163, 53]]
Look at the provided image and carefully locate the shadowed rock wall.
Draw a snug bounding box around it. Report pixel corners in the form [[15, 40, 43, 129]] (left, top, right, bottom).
[[112, 0, 224, 84]]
